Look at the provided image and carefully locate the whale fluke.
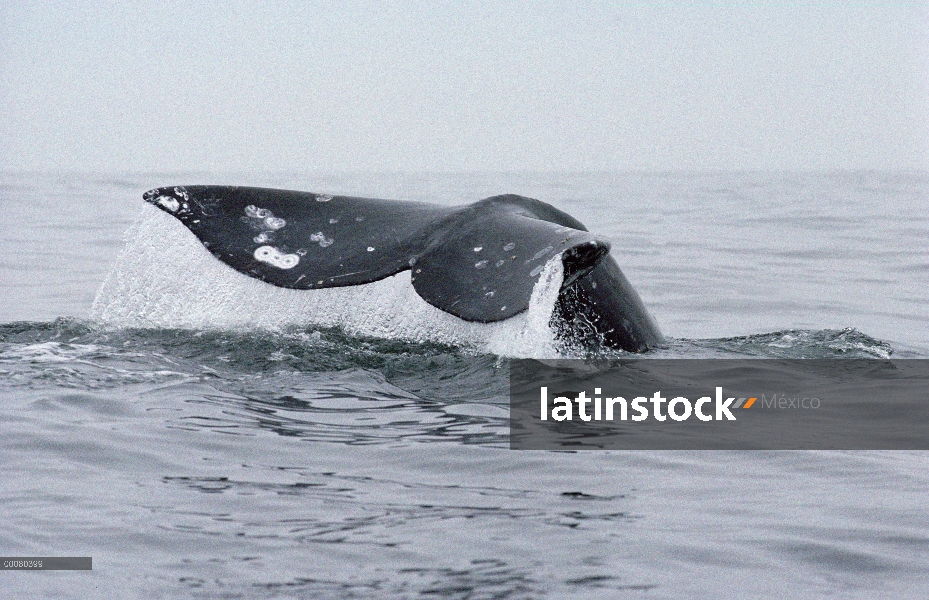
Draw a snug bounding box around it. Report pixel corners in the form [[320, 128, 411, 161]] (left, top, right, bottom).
[[143, 185, 662, 351]]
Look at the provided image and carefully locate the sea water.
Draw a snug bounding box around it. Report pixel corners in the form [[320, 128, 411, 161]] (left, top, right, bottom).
[[1, 171, 927, 598]]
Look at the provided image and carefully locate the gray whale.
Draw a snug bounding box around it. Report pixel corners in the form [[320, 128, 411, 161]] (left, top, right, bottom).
[[143, 186, 662, 352]]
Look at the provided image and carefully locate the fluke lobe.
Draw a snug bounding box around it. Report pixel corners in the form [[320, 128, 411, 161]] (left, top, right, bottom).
[[143, 186, 662, 352]]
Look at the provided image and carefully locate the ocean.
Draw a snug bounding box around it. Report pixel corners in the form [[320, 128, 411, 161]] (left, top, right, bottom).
[[1, 171, 927, 598]]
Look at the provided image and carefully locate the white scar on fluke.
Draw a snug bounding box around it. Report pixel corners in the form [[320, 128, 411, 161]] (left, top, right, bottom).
[[244, 205, 287, 230], [243, 205, 302, 268], [254, 245, 300, 269], [156, 195, 180, 212], [155, 186, 190, 212], [309, 232, 333, 247]]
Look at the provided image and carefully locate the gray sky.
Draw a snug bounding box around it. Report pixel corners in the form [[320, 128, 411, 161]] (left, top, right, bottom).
[[1, 1, 926, 172]]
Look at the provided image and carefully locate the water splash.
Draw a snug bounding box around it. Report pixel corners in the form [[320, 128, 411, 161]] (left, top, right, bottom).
[[91, 206, 565, 358]]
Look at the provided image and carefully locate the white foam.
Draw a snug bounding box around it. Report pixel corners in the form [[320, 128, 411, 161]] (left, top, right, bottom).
[[91, 205, 565, 358]]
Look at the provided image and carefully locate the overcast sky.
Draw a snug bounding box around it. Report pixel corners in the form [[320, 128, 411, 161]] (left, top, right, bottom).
[[1, 1, 926, 172]]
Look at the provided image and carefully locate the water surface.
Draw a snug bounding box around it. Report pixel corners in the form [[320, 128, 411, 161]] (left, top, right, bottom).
[[2, 171, 927, 598]]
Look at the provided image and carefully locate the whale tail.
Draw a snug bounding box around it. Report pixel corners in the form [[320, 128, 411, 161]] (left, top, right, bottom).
[[143, 186, 615, 325]]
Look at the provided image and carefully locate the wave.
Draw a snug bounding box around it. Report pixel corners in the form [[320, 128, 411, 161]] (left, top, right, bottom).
[[666, 327, 900, 359], [0, 318, 913, 386]]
